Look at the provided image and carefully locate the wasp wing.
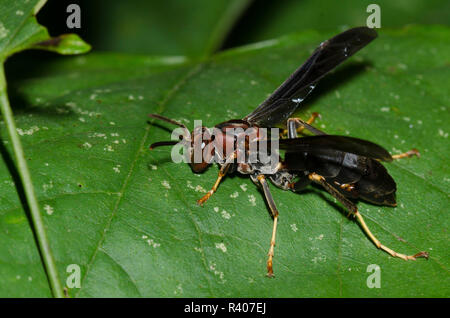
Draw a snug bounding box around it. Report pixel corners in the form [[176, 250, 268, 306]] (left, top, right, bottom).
[[244, 27, 377, 127], [279, 135, 393, 162], [281, 136, 397, 206]]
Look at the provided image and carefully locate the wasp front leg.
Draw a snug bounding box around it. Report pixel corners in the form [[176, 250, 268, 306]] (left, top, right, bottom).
[[197, 152, 236, 206]]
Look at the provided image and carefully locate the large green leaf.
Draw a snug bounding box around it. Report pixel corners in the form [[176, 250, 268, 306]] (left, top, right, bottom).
[[1, 25, 449, 297], [0, 0, 90, 297]]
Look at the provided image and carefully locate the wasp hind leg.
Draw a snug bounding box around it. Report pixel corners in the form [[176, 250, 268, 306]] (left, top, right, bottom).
[[308, 172, 429, 261]]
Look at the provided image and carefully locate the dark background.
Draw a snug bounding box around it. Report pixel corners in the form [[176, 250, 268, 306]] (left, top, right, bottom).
[[35, 0, 450, 55]]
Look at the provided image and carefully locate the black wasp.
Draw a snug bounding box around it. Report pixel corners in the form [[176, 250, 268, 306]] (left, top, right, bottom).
[[149, 27, 428, 277]]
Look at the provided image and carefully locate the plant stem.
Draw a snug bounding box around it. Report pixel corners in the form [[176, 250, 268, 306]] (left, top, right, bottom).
[[0, 64, 64, 298], [204, 0, 254, 57]]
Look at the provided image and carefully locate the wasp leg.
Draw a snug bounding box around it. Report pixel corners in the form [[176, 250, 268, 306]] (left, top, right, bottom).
[[196, 163, 231, 206], [391, 148, 420, 160], [308, 173, 357, 217], [288, 174, 312, 192], [197, 152, 236, 206], [283, 112, 321, 138], [308, 172, 429, 261], [256, 174, 280, 278]]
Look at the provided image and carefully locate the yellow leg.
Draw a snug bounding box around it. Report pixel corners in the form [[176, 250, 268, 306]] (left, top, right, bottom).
[[281, 112, 320, 137], [296, 112, 320, 134], [256, 175, 280, 278], [308, 172, 429, 261], [354, 211, 429, 260], [392, 148, 420, 160], [196, 163, 231, 206], [267, 214, 278, 277]]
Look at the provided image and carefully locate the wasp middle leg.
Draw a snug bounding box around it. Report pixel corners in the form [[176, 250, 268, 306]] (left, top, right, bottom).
[[256, 174, 280, 278]]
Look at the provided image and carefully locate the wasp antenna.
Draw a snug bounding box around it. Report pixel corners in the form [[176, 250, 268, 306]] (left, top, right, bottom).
[[148, 114, 187, 129], [149, 141, 179, 150]]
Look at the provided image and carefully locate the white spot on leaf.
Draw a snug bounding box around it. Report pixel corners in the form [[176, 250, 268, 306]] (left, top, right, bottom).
[[248, 194, 256, 206], [221, 210, 231, 219], [17, 126, 39, 136], [44, 204, 54, 215], [146, 239, 160, 248], [0, 23, 9, 39], [438, 129, 448, 138], [290, 224, 298, 232], [103, 145, 114, 152], [215, 243, 227, 253]]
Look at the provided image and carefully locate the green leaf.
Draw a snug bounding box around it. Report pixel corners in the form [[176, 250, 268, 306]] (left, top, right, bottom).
[[30, 34, 91, 55], [0, 0, 90, 60], [0, 0, 90, 297], [1, 25, 449, 297]]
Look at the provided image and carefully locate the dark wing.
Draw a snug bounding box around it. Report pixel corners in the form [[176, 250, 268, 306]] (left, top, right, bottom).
[[244, 27, 377, 127], [279, 135, 393, 162]]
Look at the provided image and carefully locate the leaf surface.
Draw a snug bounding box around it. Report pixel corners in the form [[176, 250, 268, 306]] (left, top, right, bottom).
[[1, 25, 449, 297]]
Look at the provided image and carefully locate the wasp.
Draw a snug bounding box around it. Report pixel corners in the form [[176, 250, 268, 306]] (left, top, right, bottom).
[[148, 27, 428, 277]]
